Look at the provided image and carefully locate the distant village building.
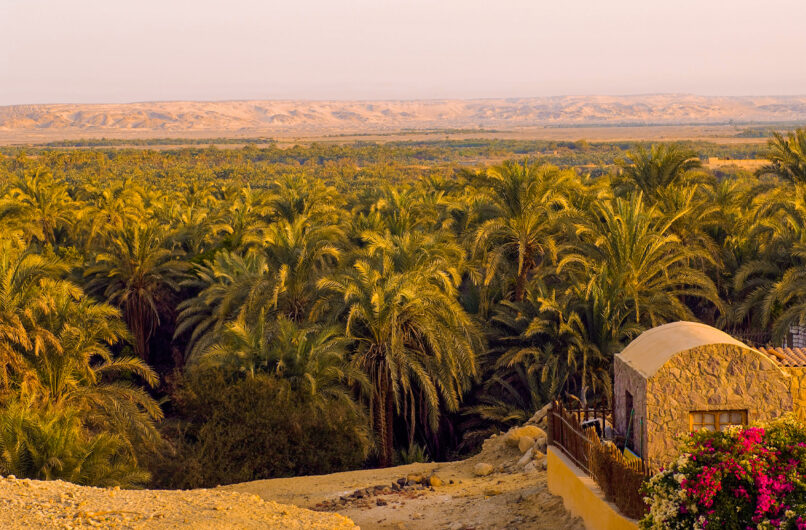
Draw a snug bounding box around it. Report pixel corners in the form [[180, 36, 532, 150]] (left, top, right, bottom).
[[787, 325, 806, 348], [613, 322, 798, 463]]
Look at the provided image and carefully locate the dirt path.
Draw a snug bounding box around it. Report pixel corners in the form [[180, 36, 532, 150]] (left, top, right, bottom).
[[226, 429, 583, 530]]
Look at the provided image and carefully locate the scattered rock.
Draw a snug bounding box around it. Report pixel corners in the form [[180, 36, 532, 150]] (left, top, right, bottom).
[[504, 426, 546, 448], [428, 476, 443, 488], [518, 436, 535, 454], [406, 474, 424, 485], [526, 404, 551, 426], [473, 463, 494, 477], [517, 448, 534, 467]]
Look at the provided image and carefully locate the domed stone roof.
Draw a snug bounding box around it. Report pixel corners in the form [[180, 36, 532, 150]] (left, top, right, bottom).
[[617, 321, 750, 378]]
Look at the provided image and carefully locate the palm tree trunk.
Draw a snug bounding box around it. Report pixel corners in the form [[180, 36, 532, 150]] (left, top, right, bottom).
[[127, 297, 150, 361], [514, 265, 529, 301], [373, 378, 395, 467], [385, 388, 394, 466]]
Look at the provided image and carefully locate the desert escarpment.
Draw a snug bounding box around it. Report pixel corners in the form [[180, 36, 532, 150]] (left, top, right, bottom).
[[2, 95, 806, 137]]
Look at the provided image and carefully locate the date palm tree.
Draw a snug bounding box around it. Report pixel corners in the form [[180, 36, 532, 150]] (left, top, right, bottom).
[[259, 215, 343, 320], [176, 215, 343, 362], [0, 400, 151, 487], [758, 128, 806, 184], [26, 284, 163, 457], [268, 176, 343, 224], [175, 250, 270, 362], [211, 185, 271, 250], [612, 144, 704, 199], [318, 256, 481, 466], [0, 246, 163, 486], [194, 313, 366, 415], [490, 282, 616, 407], [471, 161, 577, 303], [733, 184, 806, 338], [75, 179, 146, 251], [84, 223, 189, 361], [561, 194, 721, 329], [0, 240, 65, 394], [0, 168, 76, 246]]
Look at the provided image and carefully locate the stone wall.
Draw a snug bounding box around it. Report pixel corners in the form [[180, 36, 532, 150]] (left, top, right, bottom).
[[613, 357, 647, 453], [784, 367, 806, 422], [644, 344, 793, 463]]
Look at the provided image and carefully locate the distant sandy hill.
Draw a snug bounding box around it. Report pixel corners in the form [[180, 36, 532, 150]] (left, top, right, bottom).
[[2, 95, 806, 143]]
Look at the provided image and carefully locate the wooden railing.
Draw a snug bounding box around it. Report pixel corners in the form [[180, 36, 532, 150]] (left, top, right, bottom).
[[546, 401, 611, 474], [547, 400, 653, 519]]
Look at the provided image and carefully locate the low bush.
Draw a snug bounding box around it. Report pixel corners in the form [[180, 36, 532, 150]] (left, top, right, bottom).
[[151, 369, 369, 489], [0, 401, 150, 487], [641, 416, 806, 530]]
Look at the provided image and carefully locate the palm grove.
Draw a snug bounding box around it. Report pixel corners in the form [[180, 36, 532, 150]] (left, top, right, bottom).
[[0, 130, 804, 487]]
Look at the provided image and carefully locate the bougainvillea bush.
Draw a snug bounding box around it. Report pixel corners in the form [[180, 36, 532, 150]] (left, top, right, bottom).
[[640, 416, 806, 530]]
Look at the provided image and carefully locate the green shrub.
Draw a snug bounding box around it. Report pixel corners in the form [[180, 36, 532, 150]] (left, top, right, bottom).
[[0, 401, 149, 487], [397, 442, 430, 465], [151, 369, 369, 489]]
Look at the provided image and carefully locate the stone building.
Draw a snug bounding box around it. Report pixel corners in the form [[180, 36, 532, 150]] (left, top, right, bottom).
[[613, 322, 794, 463], [787, 325, 806, 348]]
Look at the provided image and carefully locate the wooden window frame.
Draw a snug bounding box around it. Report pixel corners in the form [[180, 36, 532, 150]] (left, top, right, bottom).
[[688, 409, 747, 432]]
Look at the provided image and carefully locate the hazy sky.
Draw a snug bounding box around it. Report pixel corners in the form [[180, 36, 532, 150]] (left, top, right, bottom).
[[2, 0, 805, 105]]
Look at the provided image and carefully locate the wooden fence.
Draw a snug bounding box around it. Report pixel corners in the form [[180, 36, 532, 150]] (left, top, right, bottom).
[[547, 401, 653, 519], [546, 401, 611, 474]]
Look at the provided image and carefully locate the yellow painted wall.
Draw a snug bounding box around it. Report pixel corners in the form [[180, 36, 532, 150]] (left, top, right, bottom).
[[785, 367, 806, 422], [547, 446, 639, 530]]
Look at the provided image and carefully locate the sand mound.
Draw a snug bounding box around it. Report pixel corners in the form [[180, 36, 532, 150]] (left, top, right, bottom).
[[0, 475, 356, 529]]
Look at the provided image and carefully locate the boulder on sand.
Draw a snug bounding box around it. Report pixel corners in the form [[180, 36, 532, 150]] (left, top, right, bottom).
[[406, 474, 424, 485], [504, 426, 546, 448], [517, 448, 534, 467], [526, 404, 551, 426], [473, 463, 494, 477]]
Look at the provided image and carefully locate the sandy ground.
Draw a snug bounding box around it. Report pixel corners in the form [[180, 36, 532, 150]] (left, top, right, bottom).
[[226, 426, 583, 530], [0, 476, 356, 529]]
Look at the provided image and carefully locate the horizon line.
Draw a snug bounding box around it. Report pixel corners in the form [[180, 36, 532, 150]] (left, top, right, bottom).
[[4, 93, 806, 108]]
